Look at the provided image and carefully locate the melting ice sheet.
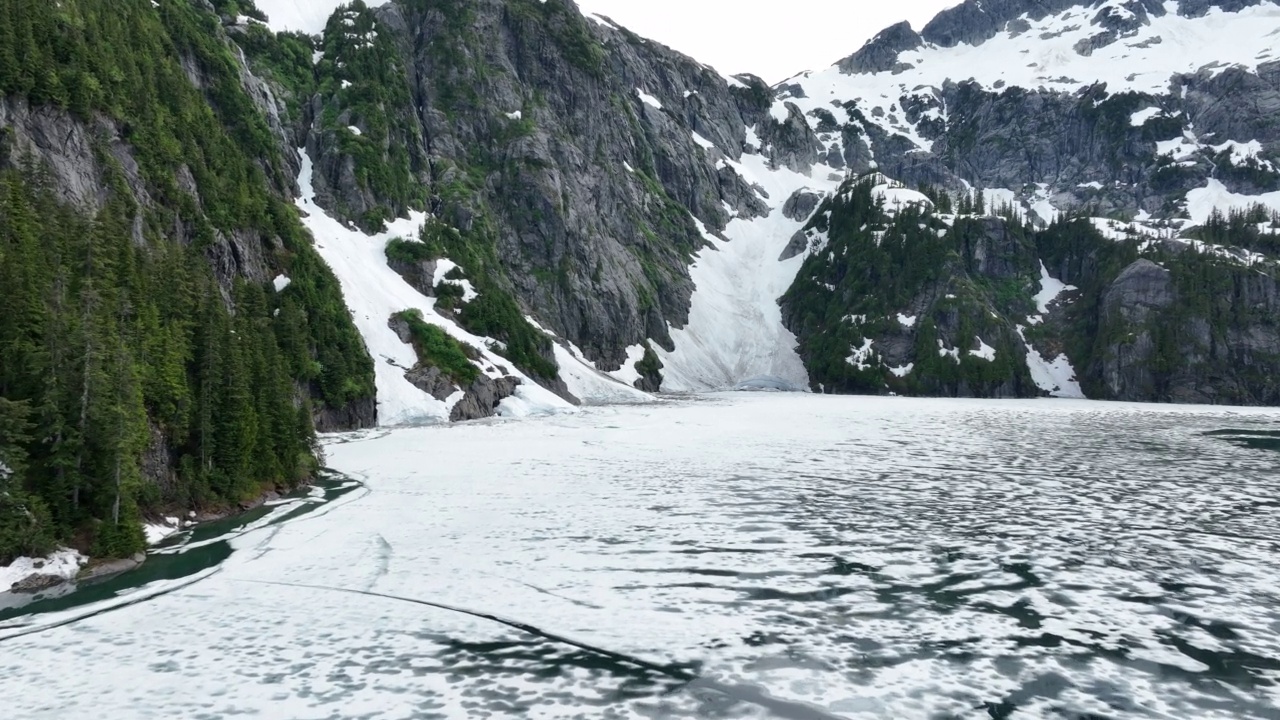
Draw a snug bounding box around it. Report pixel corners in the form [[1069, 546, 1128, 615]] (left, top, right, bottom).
[[3, 395, 1280, 718]]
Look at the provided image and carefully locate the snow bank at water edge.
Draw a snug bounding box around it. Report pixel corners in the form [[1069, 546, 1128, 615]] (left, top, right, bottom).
[[294, 151, 578, 425], [1, 549, 85, 591], [521, 316, 656, 406]]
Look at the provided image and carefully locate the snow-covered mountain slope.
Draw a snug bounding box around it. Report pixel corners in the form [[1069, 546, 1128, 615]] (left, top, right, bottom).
[[767, 0, 1280, 226], [295, 152, 650, 426], [808, 0, 1280, 102], [254, 0, 391, 35]]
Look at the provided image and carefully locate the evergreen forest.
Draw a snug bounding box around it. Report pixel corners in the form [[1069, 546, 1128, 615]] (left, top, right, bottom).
[[0, 0, 373, 563]]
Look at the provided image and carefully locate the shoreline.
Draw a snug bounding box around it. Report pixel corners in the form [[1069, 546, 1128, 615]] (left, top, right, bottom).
[[3, 480, 305, 596]]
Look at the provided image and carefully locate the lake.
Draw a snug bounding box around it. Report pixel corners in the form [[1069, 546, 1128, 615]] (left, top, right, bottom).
[[2, 394, 1278, 719]]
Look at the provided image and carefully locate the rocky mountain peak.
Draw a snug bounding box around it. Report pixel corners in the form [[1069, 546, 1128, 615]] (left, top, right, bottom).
[[836, 21, 924, 75]]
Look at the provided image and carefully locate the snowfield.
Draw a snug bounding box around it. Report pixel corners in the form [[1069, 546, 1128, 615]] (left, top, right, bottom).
[[3, 395, 1280, 718], [777, 1, 1280, 156], [254, 0, 392, 36], [654, 150, 837, 392]]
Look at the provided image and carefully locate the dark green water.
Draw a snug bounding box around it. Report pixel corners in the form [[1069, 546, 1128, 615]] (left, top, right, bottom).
[[1203, 428, 1280, 453], [0, 470, 361, 629]]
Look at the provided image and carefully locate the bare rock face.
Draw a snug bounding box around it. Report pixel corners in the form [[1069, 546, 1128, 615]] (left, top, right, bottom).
[[760, 103, 824, 173], [782, 188, 825, 222], [387, 257, 439, 299], [314, 399, 377, 433], [448, 375, 523, 423], [1098, 260, 1177, 400], [9, 573, 65, 594], [0, 99, 113, 213], [837, 22, 924, 74], [1090, 258, 1280, 405], [778, 229, 811, 262], [1105, 259, 1176, 323]]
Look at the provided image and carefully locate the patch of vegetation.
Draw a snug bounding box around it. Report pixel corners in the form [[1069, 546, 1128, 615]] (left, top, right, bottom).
[[408, 198, 561, 383], [235, 25, 317, 121], [385, 237, 437, 265], [394, 309, 480, 385], [508, 0, 606, 76], [459, 292, 558, 382], [635, 343, 664, 389]]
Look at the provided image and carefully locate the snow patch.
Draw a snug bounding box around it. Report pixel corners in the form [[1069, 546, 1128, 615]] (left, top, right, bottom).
[[655, 148, 841, 392], [1186, 179, 1280, 226], [691, 132, 716, 150], [520, 317, 656, 406], [1034, 261, 1076, 314], [1, 549, 85, 592], [431, 259, 478, 303], [636, 89, 663, 110], [969, 337, 997, 362], [937, 340, 961, 364], [144, 517, 183, 546], [1018, 326, 1085, 398], [846, 338, 877, 371], [607, 344, 648, 386], [1129, 107, 1164, 126], [873, 183, 933, 214]]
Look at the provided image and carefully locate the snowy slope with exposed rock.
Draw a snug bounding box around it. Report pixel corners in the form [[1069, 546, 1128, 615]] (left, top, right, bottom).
[[295, 152, 648, 425], [254, 0, 392, 35], [802, 1, 1280, 105], [758, 0, 1280, 404], [769, 0, 1280, 226]]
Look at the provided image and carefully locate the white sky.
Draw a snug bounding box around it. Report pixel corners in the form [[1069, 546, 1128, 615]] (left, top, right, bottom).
[[575, 0, 957, 83]]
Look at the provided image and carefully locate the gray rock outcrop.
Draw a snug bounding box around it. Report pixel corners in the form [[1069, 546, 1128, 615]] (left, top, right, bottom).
[[388, 314, 522, 421], [782, 188, 825, 222], [837, 22, 924, 74], [9, 573, 65, 593]]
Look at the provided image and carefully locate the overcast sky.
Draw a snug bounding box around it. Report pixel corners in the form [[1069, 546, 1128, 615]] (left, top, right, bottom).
[[574, 0, 957, 83]]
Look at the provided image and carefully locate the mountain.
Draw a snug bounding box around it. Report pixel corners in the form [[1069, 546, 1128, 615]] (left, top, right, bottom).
[[769, 0, 1280, 402], [1, 0, 1278, 561]]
